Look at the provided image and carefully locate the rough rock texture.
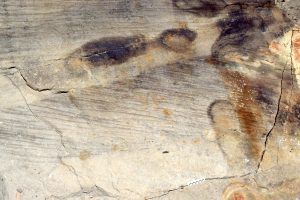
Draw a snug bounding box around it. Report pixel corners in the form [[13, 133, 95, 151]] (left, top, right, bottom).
[[0, 0, 300, 199], [277, 0, 300, 26]]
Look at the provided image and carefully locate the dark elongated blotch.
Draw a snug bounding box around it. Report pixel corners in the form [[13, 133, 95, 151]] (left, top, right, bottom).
[[80, 35, 147, 66]]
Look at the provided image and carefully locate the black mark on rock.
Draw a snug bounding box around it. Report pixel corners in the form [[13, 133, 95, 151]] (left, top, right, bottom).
[[212, 4, 292, 60], [80, 35, 147, 66], [212, 9, 268, 59], [172, 0, 227, 17], [158, 28, 197, 52], [207, 100, 232, 123], [188, 0, 291, 61], [68, 28, 199, 69], [254, 86, 274, 106], [219, 10, 257, 37]]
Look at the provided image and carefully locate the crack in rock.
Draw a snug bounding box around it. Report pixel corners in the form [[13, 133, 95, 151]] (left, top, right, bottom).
[[58, 158, 83, 191], [256, 63, 286, 172], [3, 75, 68, 154], [145, 172, 251, 200], [47, 184, 116, 200], [257, 29, 297, 172], [2, 66, 69, 93]]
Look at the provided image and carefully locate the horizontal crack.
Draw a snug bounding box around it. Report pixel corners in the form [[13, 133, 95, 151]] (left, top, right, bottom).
[[3, 66, 69, 93], [46, 184, 116, 200], [145, 172, 251, 200]]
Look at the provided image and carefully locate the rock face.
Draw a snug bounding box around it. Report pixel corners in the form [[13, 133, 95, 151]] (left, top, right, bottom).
[[277, 0, 300, 26], [0, 0, 300, 199]]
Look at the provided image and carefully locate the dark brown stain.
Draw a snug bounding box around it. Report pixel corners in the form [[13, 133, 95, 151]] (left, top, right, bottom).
[[200, 0, 295, 165], [220, 70, 263, 159], [79, 35, 148, 66], [206, 0, 291, 61], [219, 10, 258, 37], [67, 28, 197, 69], [205, 56, 224, 66], [212, 8, 268, 60], [158, 28, 197, 52]]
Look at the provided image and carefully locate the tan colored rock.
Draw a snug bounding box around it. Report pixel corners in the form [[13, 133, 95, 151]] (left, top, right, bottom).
[[1, 0, 300, 200]]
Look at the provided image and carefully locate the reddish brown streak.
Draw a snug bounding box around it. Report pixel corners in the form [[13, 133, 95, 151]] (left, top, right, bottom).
[[221, 70, 262, 159]]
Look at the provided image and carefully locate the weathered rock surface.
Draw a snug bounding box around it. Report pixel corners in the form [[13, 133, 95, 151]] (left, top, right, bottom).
[[0, 0, 300, 199]]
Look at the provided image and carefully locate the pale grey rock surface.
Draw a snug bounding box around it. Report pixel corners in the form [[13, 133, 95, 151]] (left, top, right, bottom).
[[1, 0, 300, 200]]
